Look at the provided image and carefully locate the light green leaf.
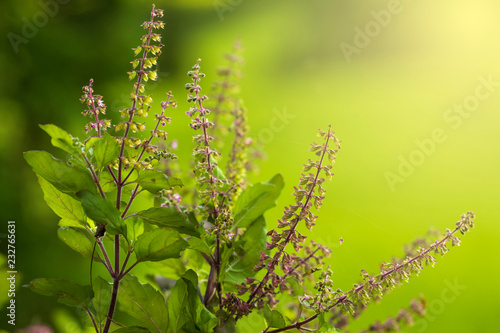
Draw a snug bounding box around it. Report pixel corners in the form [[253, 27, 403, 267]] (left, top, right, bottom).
[[263, 305, 286, 329], [225, 216, 267, 284], [187, 237, 212, 256], [126, 217, 144, 244], [24, 150, 95, 196], [136, 207, 199, 237], [136, 169, 183, 194], [286, 277, 305, 297], [233, 174, 284, 228], [135, 228, 188, 263], [57, 227, 99, 262], [37, 176, 88, 228], [29, 278, 93, 308], [93, 133, 120, 169], [100, 170, 117, 192], [77, 190, 126, 236], [117, 275, 168, 333], [40, 124, 81, 156], [317, 313, 341, 332], [92, 276, 113, 325]]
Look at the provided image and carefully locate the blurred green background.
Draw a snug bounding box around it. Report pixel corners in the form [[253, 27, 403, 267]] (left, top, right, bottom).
[[1, 0, 499, 332]]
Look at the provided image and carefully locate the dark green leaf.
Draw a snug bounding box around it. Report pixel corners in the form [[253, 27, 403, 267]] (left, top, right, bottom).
[[136, 169, 183, 194], [40, 124, 81, 156], [225, 216, 266, 284], [24, 150, 95, 196], [93, 133, 120, 169], [37, 176, 88, 228], [29, 278, 93, 308], [114, 327, 151, 333], [233, 174, 284, 228], [168, 270, 200, 333], [117, 275, 169, 333], [136, 207, 199, 237], [57, 227, 99, 262], [135, 228, 188, 263], [92, 276, 113, 325], [77, 190, 126, 236]]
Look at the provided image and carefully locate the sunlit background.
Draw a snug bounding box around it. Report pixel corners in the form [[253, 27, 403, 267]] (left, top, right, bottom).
[[1, 0, 499, 332]]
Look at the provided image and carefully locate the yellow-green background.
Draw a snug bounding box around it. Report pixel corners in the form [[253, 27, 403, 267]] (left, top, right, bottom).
[[1, 0, 499, 332]]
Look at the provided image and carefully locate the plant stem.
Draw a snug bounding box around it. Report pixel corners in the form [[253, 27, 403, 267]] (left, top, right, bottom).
[[121, 184, 141, 218], [97, 240, 114, 276], [102, 277, 120, 333], [82, 153, 106, 199]]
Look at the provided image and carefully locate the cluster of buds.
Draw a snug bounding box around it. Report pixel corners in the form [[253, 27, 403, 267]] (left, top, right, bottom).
[[240, 128, 341, 310], [113, 4, 168, 171], [80, 79, 112, 135], [343, 212, 474, 317], [221, 292, 251, 317], [359, 297, 426, 332], [186, 59, 225, 220]]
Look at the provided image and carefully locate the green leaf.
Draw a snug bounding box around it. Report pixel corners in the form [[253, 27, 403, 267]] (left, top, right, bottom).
[[40, 124, 81, 156], [196, 302, 218, 333], [114, 327, 151, 333], [117, 275, 169, 333], [168, 270, 200, 333], [29, 278, 93, 308], [77, 190, 126, 236], [135, 228, 188, 263], [24, 150, 95, 196], [233, 174, 284, 228], [57, 228, 99, 262], [93, 133, 120, 169], [225, 216, 267, 284], [187, 237, 212, 256], [85, 136, 100, 152], [235, 312, 267, 332], [37, 176, 88, 228], [126, 216, 144, 244], [286, 277, 305, 297], [263, 305, 286, 329], [100, 170, 117, 192], [92, 276, 113, 325], [317, 313, 341, 332], [136, 207, 199, 237], [136, 169, 183, 194]]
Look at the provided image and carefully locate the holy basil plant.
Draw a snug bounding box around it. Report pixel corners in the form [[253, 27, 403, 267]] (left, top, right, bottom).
[[24, 5, 475, 333]]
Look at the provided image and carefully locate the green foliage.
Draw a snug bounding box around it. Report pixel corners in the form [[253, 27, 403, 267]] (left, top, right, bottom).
[[37, 176, 88, 228], [93, 133, 120, 169], [136, 170, 183, 194], [57, 228, 100, 262], [29, 278, 92, 308], [233, 174, 284, 228], [24, 150, 95, 196], [134, 228, 188, 262], [117, 275, 169, 332], [135, 207, 199, 237], [77, 190, 127, 236], [24, 5, 475, 333]]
